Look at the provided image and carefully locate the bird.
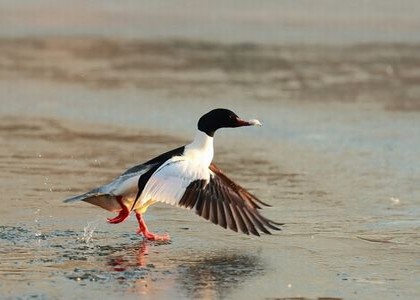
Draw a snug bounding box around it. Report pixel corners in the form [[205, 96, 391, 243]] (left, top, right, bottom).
[[64, 108, 283, 241]]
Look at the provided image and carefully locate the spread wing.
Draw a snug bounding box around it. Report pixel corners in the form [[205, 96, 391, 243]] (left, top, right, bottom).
[[142, 159, 283, 236], [182, 163, 283, 236]]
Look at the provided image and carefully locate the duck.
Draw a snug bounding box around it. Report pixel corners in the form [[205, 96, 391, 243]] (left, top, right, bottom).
[[64, 108, 283, 241]]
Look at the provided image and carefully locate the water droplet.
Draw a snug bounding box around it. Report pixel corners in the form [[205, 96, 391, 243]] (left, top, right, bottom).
[[390, 197, 400, 205], [80, 220, 99, 244]]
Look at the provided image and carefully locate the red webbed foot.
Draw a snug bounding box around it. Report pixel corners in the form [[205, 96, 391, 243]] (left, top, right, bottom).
[[107, 196, 130, 224], [136, 228, 170, 241], [135, 212, 170, 241]]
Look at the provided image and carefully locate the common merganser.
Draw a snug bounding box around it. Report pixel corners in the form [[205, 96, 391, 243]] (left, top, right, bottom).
[[64, 108, 283, 241]]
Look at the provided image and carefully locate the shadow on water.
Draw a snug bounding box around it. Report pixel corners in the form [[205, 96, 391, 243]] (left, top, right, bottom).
[[176, 253, 263, 299]]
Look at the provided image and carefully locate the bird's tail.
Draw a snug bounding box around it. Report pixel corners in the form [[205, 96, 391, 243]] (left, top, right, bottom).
[[64, 192, 121, 212], [64, 193, 92, 203]]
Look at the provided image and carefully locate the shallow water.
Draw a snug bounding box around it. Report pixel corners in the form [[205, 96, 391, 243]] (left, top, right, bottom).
[[1, 38, 420, 299]]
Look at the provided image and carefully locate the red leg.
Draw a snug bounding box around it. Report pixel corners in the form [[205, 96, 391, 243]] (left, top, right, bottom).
[[107, 196, 130, 224], [135, 212, 170, 241]]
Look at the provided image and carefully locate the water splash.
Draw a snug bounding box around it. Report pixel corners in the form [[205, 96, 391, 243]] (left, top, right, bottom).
[[79, 219, 100, 244], [33, 208, 44, 246]]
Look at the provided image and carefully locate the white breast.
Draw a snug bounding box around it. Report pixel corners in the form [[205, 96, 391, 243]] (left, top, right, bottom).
[[183, 131, 214, 167], [134, 131, 214, 210]]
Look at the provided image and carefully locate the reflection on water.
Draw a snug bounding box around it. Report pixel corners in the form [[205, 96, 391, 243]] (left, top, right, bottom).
[[106, 241, 150, 271], [102, 241, 263, 298], [0, 224, 264, 299]]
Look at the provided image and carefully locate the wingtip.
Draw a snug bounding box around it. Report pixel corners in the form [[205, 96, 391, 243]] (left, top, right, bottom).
[[272, 221, 285, 226], [270, 223, 284, 231]]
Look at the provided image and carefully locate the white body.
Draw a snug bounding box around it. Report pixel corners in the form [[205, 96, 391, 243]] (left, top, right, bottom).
[[135, 131, 214, 211]]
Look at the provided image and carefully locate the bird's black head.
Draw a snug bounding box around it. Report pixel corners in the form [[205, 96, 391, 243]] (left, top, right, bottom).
[[197, 108, 261, 137]]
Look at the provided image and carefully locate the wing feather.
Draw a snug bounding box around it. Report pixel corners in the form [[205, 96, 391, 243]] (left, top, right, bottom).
[[236, 205, 258, 236], [209, 197, 218, 225], [229, 203, 248, 234], [216, 200, 227, 229], [139, 157, 282, 236], [222, 200, 237, 232]]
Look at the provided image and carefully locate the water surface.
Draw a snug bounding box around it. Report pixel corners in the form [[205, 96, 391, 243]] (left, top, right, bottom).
[[0, 38, 419, 299]]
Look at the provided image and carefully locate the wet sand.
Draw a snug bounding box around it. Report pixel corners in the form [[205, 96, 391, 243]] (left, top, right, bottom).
[[1, 38, 420, 299]]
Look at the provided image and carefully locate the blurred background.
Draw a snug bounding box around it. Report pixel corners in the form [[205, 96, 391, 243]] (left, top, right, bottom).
[[1, 0, 420, 112], [1, 1, 419, 300], [2, 0, 420, 43]]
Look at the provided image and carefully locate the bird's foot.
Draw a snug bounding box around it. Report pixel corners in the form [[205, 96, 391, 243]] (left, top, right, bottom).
[[107, 211, 129, 224], [136, 228, 170, 241], [135, 211, 170, 241], [107, 196, 129, 224]]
